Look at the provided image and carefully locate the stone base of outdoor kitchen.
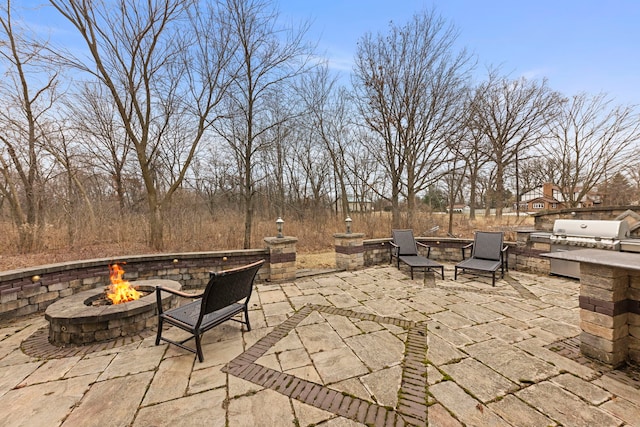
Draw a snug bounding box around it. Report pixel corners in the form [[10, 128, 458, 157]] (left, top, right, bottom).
[[542, 249, 640, 368], [45, 279, 181, 346]]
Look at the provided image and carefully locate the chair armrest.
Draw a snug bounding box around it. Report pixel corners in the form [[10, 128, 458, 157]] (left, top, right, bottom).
[[461, 242, 473, 260], [389, 241, 399, 260], [501, 245, 509, 270], [156, 286, 203, 299], [416, 241, 431, 258]]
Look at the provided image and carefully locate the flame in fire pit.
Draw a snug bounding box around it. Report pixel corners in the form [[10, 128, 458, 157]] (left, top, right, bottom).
[[106, 263, 142, 304]]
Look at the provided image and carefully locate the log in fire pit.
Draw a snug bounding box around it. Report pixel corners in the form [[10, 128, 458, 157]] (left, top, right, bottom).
[[45, 279, 181, 346]]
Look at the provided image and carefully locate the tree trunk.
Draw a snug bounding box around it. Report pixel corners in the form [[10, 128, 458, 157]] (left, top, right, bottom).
[[145, 182, 164, 250], [406, 186, 416, 227], [340, 181, 349, 218], [495, 157, 504, 219], [244, 194, 253, 248], [149, 205, 164, 251], [468, 170, 477, 220], [447, 173, 455, 235], [391, 184, 401, 228]]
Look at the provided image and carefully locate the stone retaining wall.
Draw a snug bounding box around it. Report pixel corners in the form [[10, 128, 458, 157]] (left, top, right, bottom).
[[0, 250, 268, 321], [362, 235, 548, 274], [363, 238, 390, 266], [0, 230, 553, 322]]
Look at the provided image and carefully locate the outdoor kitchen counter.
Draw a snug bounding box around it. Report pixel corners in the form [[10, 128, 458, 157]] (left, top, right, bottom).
[[542, 248, 640, 367], [541, 248, 640, 271]]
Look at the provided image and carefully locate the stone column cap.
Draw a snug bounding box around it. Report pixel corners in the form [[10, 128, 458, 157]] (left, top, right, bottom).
[[333, 232, 365, 238], [264, 236, 299, 245]]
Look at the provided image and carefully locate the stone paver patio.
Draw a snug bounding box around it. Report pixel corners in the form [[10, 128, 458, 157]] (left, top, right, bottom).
[[1, 264, 639, 426]]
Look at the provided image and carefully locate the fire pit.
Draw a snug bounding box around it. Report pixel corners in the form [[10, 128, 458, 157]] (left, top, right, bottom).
[[45, 279, 181, 346]]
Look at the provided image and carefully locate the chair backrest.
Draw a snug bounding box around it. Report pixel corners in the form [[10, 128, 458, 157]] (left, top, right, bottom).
[[471, 232, 503, 261], [392, 229, 418, 256], [199, 260, 265, 318]]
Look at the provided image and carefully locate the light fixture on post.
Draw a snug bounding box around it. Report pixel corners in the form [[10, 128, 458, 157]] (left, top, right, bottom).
[[345, 216, 352, 234], [276, 217, 284, 238]]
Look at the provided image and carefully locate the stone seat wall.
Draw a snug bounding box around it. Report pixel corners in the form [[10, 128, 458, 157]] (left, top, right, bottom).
[[0, 250, 268, 321]]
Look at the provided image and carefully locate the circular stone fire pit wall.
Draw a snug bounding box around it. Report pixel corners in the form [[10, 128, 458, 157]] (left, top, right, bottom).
[[45, 279, 182, 346]]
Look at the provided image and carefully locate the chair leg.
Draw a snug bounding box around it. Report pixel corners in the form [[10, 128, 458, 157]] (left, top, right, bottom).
[[454, 267, 458, 280], [410, 267, 414, 280], [492, 271, 496, 287], [195, 334, 204, 363], [155, 317, 164, 345], [440, 267, 444, 280], [244, 305, 251, 331]]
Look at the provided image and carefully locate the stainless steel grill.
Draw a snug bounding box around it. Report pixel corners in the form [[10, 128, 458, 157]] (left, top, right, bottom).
[[549, 219, 630, 279]]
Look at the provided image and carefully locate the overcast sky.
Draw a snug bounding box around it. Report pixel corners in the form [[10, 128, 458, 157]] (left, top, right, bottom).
[[17, 0, 640, 106]]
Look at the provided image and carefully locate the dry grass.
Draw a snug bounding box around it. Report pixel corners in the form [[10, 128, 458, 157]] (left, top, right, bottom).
[[0, 210, 532, 271], [297, 251, 337, 269]]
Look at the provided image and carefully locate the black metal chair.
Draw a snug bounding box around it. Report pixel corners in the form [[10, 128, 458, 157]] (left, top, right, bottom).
[[454, 231, 508, 286], [155, 259, 264, 362], [390, 229, 444, 279]]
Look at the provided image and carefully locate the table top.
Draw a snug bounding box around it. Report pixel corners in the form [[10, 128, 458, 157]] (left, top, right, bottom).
[[541, 248, 640, 271]]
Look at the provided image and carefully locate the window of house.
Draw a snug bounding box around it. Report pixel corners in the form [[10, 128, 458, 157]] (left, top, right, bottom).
[[551, 203, 557, 208], [533, 202, 545, 209]]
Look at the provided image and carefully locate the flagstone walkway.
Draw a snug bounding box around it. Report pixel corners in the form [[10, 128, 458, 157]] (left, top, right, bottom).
[[1, 264, 639, 426]]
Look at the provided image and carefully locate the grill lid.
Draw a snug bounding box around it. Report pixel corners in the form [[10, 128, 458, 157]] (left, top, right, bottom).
[[552, 219, 630, 240]]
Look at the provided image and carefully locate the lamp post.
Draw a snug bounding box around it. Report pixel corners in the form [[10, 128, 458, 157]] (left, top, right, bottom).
[[345, 216, 352, 234], [276, 217, 284, 238]]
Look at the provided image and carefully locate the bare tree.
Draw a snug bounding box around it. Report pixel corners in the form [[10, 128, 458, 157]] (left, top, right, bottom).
[[49, 0, 234, 249], [190, 146, 241, 217], [297, 64, 353, 216], [352, 9, 472, 227], [66, 82, 132, 215], [0, 1, 60, 251], [455, 87, 491, 219], [345, 143, 384, 215], [41, 121, 97, 244], [290, 133, 332, 214], [469, 70, 559, 217], [345, 128, 390, 213], [444, 156, 467, 235], [254, 92, 298, 219], [517, 156, 560, 195], [541, 92, 640, 207], [213, 0, 313, 248]]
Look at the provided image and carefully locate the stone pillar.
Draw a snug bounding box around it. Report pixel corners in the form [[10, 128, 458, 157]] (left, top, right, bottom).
[[264, 236, 298, 281], [628, 272, 640, 363], [334, 233, 365, 271], [579, 263, 630, 367]]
